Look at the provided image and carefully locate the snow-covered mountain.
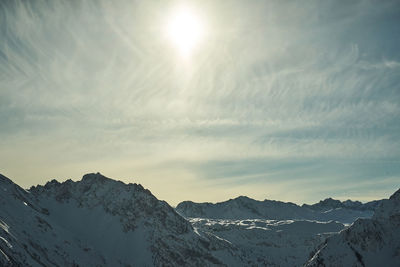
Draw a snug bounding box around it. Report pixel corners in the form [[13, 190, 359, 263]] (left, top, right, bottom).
[[176, 196, 376, 224], [175, 197, 375, 266], [305, 189, 400, 267], [0, 173, 233, 266], [0, 172, 398, 266], [189, 218, 345, 266]]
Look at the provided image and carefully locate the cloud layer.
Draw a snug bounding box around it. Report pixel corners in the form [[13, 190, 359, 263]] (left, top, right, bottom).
[[1, 0, 400, 204]]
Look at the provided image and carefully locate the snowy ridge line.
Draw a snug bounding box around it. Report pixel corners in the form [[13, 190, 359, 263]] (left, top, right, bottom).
[[0, 172, 398, 266], [176, 195, 380, 224]]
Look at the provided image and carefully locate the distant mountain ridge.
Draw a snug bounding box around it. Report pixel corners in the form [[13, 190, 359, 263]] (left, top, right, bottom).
[[0, 172, 397, 266], [176, 195, 381, 224], [302, 197, 382, 212]]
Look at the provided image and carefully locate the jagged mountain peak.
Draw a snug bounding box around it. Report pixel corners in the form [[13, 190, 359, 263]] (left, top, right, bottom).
[[233, 195, 253, 201], [320, 197, 341, 204], [301, 197, 381, 212], [31, 172, 151, 199], [226, 195, 260, 205], [1, 173, 227, 266], [82, 172, 109, 181], [29, 173, 192, 236], [305, 197, 343, 210], [80, 172, 142, 188], [342, 199, 363, 208]]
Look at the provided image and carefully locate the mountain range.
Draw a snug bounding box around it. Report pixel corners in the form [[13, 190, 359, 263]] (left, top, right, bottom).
[[0, 172, 398, 266], [176, 195, 378, 224]]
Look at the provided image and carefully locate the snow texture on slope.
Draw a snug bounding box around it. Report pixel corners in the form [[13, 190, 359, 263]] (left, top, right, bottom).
[[305, 188, 400, 267], [0, 173, 228, 266], [190, 218, 345, 266]]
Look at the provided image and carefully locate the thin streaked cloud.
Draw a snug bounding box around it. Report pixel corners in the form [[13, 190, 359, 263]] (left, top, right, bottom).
[[0, 0, 399, 205]]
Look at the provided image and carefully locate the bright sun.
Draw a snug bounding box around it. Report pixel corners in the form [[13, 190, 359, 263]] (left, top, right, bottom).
[[165, 6, 205, 58]]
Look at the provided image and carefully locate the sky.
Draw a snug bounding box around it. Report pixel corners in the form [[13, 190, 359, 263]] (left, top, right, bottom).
[[1, 0, 400, 206]]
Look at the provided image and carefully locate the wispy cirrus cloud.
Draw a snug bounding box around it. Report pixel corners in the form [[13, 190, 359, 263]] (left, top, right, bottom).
[[0, 0, 399, 205]]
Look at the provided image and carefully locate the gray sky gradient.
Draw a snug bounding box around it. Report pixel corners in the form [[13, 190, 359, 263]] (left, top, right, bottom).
[[1, 0, 400, 205]]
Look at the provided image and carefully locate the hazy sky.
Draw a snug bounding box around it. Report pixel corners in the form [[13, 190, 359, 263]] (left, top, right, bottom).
[[1, 0, 400, 205]]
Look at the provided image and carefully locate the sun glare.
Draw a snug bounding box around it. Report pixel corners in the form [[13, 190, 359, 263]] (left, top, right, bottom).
[[165, 6, 205, 58]]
